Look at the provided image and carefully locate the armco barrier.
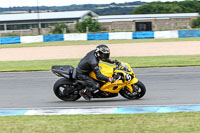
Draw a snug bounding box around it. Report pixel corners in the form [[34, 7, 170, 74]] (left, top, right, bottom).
[[64, 33, 87, 41], [43, 34, 64, 42], [87, 33, 109, 40], [109, 32, 132, 40], [0, 37, 20, 44], [21, 35, 43, 43], [154, 31, 178, 39], [178, 30, 200, 38], [132, 31, 154, 39], [0, 30, 199, 45]]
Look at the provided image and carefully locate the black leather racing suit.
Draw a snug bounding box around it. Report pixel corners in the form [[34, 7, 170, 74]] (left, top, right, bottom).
[[76, 50, 114, 91]]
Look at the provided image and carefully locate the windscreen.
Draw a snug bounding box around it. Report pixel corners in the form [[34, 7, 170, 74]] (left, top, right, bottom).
[[119, 62, 132, 72]]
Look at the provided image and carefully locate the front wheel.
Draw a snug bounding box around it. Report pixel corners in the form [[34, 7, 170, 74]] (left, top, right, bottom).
[[120, 80, 146, 100], [53, 78, 81, 101]]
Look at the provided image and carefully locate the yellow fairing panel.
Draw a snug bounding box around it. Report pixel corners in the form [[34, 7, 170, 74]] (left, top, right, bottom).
[[100, 82, 125, 93], [89, 64, 114, 80], [127, 78, 139, 93], [130, 78, 139, 85]]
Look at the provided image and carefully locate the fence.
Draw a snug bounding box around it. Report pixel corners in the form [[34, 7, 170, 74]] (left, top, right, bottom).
[[0, 29, 200, 44]]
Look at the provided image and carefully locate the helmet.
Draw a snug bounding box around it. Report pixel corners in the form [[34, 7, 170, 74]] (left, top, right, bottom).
[[95, 44, 110, 60]]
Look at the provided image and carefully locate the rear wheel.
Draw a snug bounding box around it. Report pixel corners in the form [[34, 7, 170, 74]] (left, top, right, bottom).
[[120, 80, 146, 100], [53, 78, 81, 101]]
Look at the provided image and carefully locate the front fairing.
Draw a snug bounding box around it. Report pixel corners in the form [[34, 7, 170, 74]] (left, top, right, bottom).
[[89, 62, 138, 93]]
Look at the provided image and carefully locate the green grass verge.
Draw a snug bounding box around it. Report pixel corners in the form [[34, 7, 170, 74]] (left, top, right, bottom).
[[0, 55, 200, 72], [0, 112, 200, 133], [0, 37, 200, 49]]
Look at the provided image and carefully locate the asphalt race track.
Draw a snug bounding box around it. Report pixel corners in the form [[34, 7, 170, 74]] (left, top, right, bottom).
[[0, 67, 200, 109]]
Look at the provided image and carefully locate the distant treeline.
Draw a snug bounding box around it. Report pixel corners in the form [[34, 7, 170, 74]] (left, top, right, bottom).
[[1, 0, 199, 15], [0, 1, 146, 15], [132, 0, 200, 14]]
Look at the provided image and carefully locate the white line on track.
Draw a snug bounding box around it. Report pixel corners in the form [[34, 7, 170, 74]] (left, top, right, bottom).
[[1, 104, 200, 110]]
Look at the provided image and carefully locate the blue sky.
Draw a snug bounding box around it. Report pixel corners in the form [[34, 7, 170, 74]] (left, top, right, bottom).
[[1, 0, 184, 7]]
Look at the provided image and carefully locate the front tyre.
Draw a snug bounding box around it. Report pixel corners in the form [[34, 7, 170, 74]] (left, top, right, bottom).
[[53, 78, 81, 101], [120, 80, 146, 100]]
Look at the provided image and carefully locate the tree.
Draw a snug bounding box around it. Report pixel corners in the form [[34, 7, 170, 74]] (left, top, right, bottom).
[[75, 17, 101, 33], [192, 17, 200, 28], [132, 0, 200, 14], [52, 23, 69, 34]]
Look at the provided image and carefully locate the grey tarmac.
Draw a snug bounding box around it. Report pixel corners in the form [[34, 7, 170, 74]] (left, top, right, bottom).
[[0, 66, 200, 109]]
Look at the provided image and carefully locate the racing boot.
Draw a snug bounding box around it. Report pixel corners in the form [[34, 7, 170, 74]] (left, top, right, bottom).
[[79, 88, 92, 101]]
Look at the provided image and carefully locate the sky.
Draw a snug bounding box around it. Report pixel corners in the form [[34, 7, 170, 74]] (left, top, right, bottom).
[[0, 0, 184, 8]]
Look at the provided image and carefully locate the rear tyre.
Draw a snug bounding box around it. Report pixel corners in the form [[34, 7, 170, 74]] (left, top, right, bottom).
[[120, 80, 146, 100], [53, 78, 81, 101]]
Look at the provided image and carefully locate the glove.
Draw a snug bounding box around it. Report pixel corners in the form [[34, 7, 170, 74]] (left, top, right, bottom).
[[108, 77, 115, 83], [114, 59, 121, 66]]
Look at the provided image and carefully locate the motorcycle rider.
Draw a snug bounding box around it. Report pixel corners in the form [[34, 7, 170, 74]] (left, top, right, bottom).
[[76, 44, 120, 100]]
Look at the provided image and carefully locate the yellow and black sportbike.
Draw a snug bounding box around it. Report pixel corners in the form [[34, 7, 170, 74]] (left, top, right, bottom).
[[52, 62, 146, 101]]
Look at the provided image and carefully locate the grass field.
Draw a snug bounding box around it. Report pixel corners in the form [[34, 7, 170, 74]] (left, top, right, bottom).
[[0, 37, 200, 49], [0, 55, 200, 72], [0, 112, 200, 133]]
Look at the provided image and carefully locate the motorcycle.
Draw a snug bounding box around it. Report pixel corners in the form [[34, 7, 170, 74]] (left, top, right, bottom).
[[51, 61, 146, 101]]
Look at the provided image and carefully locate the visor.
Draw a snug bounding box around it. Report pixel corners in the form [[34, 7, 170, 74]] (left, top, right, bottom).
[[100, 52, 110, 60]]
